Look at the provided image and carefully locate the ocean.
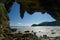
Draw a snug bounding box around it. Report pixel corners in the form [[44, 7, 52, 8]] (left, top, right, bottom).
[[10, 26, 60, 37]]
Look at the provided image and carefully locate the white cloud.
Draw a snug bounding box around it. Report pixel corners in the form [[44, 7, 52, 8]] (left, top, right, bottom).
[[18, 23, 21, 25], [10, 22, 22, 26]]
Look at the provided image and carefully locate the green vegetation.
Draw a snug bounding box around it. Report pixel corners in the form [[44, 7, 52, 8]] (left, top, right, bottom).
[[0, 3, 8, 24], [0, 19, 3, 24]]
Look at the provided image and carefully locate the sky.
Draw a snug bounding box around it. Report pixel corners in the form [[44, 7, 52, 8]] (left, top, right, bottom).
[[8, 2, 56, 26]]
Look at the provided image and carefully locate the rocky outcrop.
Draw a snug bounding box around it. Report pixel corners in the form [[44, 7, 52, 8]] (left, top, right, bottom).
[[18, 0, 60, 21], [0, 3, 13, 40], [1, 0, 60, 21], [0, 3, 9, 27]]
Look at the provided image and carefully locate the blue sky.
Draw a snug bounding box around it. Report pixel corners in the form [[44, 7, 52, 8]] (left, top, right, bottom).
[[8, 2, 55, 26]]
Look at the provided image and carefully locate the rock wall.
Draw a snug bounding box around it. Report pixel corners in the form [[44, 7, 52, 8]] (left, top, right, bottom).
[[0, 3, 11, 36], [1, 0, 60, 21], [0, 3, 10, 27]]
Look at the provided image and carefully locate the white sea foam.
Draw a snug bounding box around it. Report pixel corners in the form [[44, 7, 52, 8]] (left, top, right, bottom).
[[11, 26, 60, 37]]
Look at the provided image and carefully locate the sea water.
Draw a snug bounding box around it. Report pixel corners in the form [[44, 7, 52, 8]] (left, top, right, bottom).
[[10, 26, 60, 37]]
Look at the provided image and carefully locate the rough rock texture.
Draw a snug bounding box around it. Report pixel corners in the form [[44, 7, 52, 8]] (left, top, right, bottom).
[[0, 3, 11, 40], [0, 3, 9, 27], [19, 0, 60, 20], [1, 0, 60, 21]]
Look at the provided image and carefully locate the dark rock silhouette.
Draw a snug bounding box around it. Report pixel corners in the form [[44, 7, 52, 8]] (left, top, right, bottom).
[[1, 0, 60, 21], [32, 21, 60, 26]]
